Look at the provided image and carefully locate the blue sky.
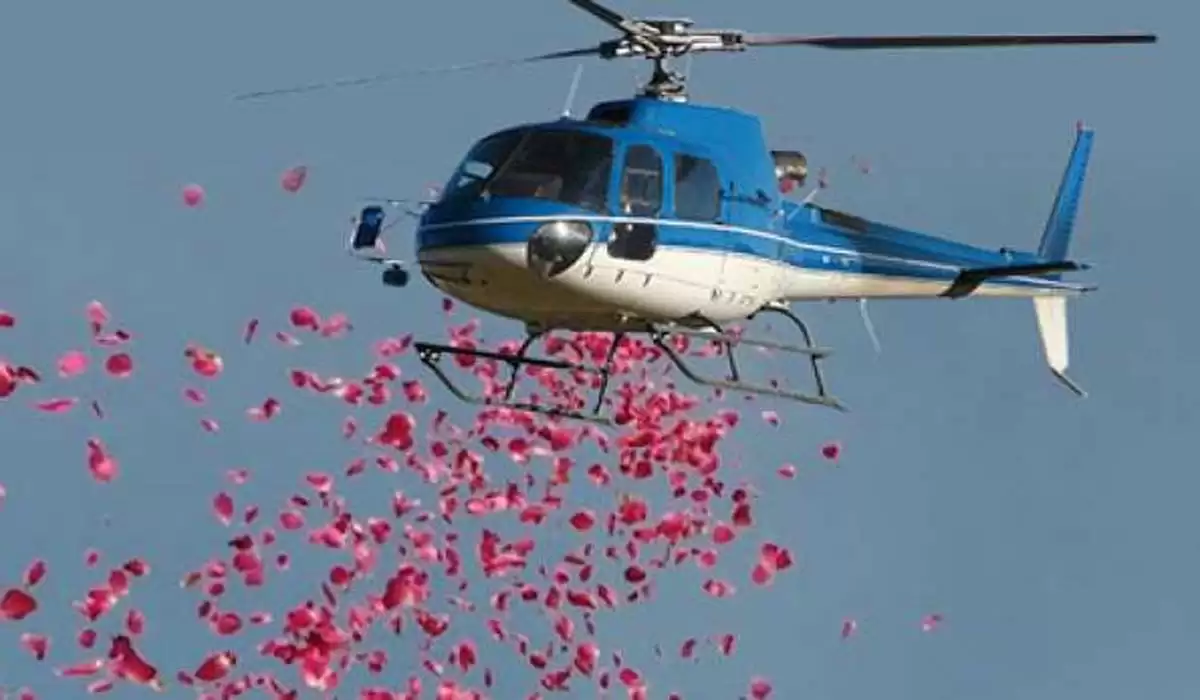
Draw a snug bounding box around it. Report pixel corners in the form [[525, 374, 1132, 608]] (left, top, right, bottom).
[[1, 0, 1193, 698]]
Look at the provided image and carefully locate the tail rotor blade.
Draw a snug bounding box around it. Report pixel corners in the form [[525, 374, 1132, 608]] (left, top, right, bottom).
[[234, 46, 601, 101], [742, 32, 1157, 50]]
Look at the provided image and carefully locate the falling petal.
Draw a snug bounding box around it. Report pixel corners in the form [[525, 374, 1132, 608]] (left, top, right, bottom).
[[213, 492, 235, 526], [35, 397, 78, 413], [1, 588, 38, 620], [104, 353, 133, 378], [182, 183, 205, 207], [749, 677, 773, 699], [58, 351, 88, 378], [85, 301, 108, 331], [24, 559, 47, 587], [86, 438, 118, 483], [244, 318, 259, 344], [281, 165, 308, 193], [20, 632, 49, 660]]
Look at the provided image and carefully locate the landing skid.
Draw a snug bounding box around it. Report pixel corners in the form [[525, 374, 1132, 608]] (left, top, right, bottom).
[[650, 306, 845, 411], [415, 331, 622, 424], [412, 305, 845, 424]]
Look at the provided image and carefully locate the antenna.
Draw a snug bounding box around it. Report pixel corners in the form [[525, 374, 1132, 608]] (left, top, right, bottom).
[[561, 64, 585, 117], [858, 299, 883, 354], [234, 0, 1157, 104]]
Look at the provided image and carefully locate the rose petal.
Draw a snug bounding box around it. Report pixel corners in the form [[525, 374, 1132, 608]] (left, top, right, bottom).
[[281, 165, 308, 193], [104, 353, 133, 378], [182, 183, 204, 207], [58, 351, 88, 378]]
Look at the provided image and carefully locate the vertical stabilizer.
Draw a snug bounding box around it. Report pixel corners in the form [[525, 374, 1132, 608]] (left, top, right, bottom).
[[1038, 123, 1094, 268]]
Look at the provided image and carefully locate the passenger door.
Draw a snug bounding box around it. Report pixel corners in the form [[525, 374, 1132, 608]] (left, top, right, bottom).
[[673, 153, 733, 307], [608, 144, 662, 262]]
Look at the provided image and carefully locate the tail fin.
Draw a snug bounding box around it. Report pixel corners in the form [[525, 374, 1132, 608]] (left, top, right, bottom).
[[1033, 296, 1085, 397], [1038, 122, 1095, 267], [1031, 124, 1094, 399]]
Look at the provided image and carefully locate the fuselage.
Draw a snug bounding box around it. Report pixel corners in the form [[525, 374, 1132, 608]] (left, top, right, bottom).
[[415, 97, 1087, 332]]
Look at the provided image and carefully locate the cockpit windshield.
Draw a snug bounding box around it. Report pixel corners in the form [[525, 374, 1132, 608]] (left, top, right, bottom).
[[440, 129, 613, 212]]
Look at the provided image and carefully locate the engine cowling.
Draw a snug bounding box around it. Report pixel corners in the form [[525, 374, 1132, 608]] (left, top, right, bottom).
[[771, 150, 808, 189]]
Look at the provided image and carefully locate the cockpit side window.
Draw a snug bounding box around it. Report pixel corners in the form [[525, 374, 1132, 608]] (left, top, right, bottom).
[[673, 154, 721, 222], [482, 130, 613, 213], [441, 130, 525, 203], [618, 145, 663, 216]]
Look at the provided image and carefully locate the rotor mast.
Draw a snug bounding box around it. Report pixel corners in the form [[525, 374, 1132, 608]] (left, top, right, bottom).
[[589, 15, 750, 101]]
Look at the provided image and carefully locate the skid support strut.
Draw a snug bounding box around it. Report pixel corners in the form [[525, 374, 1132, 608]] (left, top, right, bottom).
[[413, 332, 625, 424], [648, 306, 846, 410]]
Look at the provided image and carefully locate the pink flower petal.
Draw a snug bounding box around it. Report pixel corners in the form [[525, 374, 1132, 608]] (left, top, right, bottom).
[[35, 397, 78, 413], [182, 183, 204, 207], [289, 306, 320, 330], [58, 351, 88, 378], [104, 353, 133, 378], [281, 165, 308, 193], [24, 559, 47, 587], [85, 301, 108, 332], [213, 492, 234, 526], [86, 438, 118, 483], [20, 633, 49, 660], [1, 588, 38, 620], [749, 677, 773, 699]]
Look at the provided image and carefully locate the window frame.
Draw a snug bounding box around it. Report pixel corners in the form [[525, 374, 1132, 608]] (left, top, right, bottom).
[[671, 152, 723, 223], [616, 143, 664, 217], [607, 142, 664, 262], [439, 128, 527, 203]]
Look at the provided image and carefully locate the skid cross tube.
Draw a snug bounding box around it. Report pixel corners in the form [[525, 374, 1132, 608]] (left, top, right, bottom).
[[647, 306, 846, 410], [413, 334, 625, 424]]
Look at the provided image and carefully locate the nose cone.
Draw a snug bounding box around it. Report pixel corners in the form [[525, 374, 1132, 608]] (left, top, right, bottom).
[[525, 220, 593, 279]]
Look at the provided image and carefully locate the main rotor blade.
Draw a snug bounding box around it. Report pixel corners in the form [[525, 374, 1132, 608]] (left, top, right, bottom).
[[234, 47, 601, 101], [566, 0, 633, 34], [742, 32, 1158, 50]]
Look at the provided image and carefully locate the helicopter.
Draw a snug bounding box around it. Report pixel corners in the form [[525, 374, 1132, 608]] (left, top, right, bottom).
[[238, 0, 1156, 424]]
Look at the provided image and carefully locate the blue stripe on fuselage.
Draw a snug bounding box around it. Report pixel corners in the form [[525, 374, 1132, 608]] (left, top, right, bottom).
[[416, 214, 1084, 291]]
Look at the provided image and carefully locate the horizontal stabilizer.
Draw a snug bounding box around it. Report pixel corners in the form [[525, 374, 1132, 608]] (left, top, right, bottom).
[[941, 260, 1086, 299]]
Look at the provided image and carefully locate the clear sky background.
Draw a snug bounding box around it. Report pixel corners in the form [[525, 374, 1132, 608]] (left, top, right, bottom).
[[0, 0, 1193, 698]]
